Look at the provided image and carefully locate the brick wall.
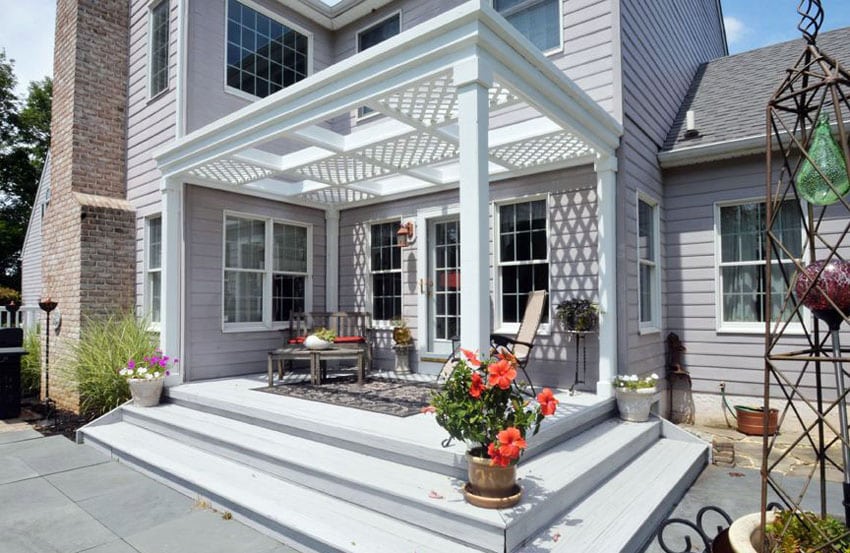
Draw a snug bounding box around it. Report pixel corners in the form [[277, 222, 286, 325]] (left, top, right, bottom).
[[41, 0, 133, 412]]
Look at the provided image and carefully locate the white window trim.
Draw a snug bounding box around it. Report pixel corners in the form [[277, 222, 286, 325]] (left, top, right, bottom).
[[713, 197, 807, 335], [368, 217, 403, 327], [221, 210, 313, 333], [493, 194, 551, 335], [355, 11, 402, 122], [637, 192, 661, 335], [145, 215, 162, 331], [148, 0, 170, 100], [222, 0, 315, 102], [490, 0, 564, 57]]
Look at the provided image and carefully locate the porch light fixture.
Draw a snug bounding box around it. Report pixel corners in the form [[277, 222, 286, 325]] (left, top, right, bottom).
[[397, 221, 414, 247]]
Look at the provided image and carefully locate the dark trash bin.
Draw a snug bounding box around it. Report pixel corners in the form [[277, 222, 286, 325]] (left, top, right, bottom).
[[0, 328, 26, 419]]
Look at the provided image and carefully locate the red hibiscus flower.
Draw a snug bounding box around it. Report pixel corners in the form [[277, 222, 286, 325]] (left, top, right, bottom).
[[487, 359, 517, 390], [536, 388, 559, 416], [469, 372, 484, 398], [461, 348, 482, 367], [496, 427, 527, 460], [488, 442, 511, 467]]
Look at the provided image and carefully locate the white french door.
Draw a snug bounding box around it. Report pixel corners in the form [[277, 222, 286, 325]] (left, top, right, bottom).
[[427, 217, 461, 355]]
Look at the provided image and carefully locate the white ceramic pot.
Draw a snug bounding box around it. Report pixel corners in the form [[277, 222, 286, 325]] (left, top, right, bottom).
[[727, 512, 774, 553], [615, 387, 657, 422], [304, 334, 331, 350], [128, 378, 164, 407]]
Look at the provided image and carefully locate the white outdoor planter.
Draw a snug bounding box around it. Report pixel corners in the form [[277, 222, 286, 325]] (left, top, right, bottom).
[[304, 335, 331, 350], [615, 387, 657, 422], [726, 512, 774, 553], [128, 378, 164, 407]]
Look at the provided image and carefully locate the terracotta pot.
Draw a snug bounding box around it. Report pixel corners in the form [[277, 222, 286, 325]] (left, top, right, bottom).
[[128, 378, 164, 407], [615, 387, 657, 422], [735, 406, 778, 436], [464, 452, 522, 509]]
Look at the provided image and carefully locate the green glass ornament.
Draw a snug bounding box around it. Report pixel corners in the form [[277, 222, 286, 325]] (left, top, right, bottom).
[[795, 114, 850, 206]]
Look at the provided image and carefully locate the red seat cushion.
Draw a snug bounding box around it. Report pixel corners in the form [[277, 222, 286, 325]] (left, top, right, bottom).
[[288, 337, 306, 344], [333, 335, 366, 344]]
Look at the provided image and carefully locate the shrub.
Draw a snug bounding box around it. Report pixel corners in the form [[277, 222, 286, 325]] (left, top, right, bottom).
[[0, 286, 20, 305], [70, 312, 157, 417], [20, 324, 41, 397]]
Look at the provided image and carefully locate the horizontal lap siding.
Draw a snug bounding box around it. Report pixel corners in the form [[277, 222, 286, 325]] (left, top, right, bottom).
[[338, 166, 600, 389], [664, 155, 850, 399], [21, 157, 50, 307], [618, 0, 725, 379], [128, 0, 179, 313], [184, 185, 326, 380], [185, 0, 333, 133]]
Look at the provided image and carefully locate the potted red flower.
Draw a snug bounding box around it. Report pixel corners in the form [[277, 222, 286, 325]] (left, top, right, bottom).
[[430, 349, 558, 508]]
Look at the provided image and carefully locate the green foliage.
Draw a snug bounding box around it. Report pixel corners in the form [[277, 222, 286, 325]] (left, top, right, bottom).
[[766, 510, 850, 553], [70, 312, 157, 417], [0, 50, 51, 289], [613, 373, 659, 391], [0, 285, 20, 304], [311, 327, 337, 342], [20, 324, 40, 397], [555, 299, 599, 332]]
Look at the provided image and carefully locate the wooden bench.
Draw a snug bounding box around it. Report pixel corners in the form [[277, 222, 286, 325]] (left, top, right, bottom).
[[270, 311, 372, 383]]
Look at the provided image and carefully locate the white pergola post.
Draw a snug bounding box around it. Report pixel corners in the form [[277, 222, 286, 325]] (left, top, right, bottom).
[[595, 154, 618, 398], [325, 209, 339, 312], [160, 177, 184, 385], [455, 57, 492, 355]]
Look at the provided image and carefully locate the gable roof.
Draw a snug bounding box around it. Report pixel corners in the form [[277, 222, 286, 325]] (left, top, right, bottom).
[[660, 26, 850, 166]]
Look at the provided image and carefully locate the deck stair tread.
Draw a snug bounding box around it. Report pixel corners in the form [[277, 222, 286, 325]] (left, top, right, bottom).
[[81, 422, 485, 553], [521, 438, 708, 553]]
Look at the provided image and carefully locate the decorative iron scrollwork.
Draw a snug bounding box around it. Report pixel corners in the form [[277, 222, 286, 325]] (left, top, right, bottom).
[[797, 0, 824, 44]]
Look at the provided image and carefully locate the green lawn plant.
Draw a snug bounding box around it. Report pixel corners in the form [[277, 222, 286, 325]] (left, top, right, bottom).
[[20, 323, 41, 397], [71, 312, 158, 417], [766, 510, 850, 553]]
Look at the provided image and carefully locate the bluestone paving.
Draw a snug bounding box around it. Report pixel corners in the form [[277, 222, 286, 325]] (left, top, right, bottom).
[[0, 453, 39, 484], [0, 427, 42, 444], [125, 510, 291, 553], [46, 461, 154, 502], [0, 434, 108, 475], [82, 540, 141, 553]]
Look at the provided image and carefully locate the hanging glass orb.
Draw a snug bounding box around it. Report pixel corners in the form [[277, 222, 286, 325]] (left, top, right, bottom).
[[795, 114, 850, 205], [794, 259, 850, 329]]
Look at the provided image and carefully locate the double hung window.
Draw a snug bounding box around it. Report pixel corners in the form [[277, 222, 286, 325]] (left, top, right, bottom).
[[146, 217, 162, 324], [149, 0, 170, 97], [226, 0, 310, 98], [494, 0, 561, 52], [371, 222, 402, 322], [638, 197, 660, 331], [497, 199, 549, 326], [356, 14, 400, 117]]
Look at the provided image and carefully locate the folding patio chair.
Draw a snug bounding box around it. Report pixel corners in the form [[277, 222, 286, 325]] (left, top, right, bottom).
[[490, 289, 547, 395]]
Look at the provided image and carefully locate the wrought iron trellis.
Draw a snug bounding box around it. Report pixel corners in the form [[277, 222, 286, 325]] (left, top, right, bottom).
[[763, 0, 850, 549]]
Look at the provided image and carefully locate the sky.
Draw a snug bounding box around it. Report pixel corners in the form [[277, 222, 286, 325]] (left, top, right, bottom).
[[1, 1, 850, 97]]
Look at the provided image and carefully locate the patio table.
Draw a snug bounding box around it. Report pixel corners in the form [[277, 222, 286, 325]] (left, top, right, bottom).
[[267, 345, 366, 387]]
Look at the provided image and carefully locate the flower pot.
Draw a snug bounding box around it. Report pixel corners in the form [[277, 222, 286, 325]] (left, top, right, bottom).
[[128, 378, 164, 407], [615, 387, 657, 422], [393, 344, 412, 374], [304, 335, 331, 350], [463, 452, 522, 509], [735, 406, 778, 436], [726, 512, 774, 553]]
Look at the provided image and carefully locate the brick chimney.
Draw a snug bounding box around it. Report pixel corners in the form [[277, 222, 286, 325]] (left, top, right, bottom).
[[42, 0, 135, 411]]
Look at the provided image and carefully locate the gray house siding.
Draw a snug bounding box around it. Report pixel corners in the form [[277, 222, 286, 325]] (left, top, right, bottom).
[[20, 155, 51, 307], [663, 154, 844, 400], [338, 166, 600, 389], [617, 0, 726, 379], [127, 0, 180, 314], [184, 185, 326, 380]]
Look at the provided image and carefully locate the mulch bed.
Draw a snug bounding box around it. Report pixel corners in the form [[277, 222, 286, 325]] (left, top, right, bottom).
[[255, 375, 436, 417]]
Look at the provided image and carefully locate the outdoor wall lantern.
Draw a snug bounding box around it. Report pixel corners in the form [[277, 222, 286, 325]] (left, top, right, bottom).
[[397, 221, 415, 247]]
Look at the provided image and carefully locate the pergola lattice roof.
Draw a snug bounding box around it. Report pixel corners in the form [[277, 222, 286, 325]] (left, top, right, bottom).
[[155, 0, 622, 209]]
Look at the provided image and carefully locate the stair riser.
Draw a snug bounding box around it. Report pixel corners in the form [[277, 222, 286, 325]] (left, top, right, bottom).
[[167, 393, 467, 477], [121, 409, 505, 552], [507, 422, 661, 552]]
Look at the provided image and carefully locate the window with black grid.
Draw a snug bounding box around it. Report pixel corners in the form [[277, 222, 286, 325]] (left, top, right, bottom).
[[371, 222, 402, 321], [498, 199, 549, 324], [226, 0, 308, 99]]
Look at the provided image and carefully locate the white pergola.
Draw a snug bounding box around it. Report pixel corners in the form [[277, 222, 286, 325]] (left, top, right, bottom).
[[154, 0, 623, 396]]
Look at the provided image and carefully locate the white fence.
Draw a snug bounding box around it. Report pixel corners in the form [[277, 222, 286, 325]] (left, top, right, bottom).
[[0, 305, 39, 330]]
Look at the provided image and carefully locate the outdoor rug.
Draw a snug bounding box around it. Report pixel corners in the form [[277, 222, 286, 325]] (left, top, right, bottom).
[[254, 375, 436, 417]]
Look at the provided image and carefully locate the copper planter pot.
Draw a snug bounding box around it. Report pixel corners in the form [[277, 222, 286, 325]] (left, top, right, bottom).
[[735, 406, 778, 436]]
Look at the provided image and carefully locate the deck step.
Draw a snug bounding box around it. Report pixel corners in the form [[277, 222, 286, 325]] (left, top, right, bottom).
[[522, 438, 708, 553], [81, 422, 485, 553]]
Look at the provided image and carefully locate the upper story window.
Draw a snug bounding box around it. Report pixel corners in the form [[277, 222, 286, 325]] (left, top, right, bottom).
[[357, 13, 400, 117], [638, 196, 660, 332], [497, 198, 549, 327], [494, 0, 561, 52], [226, 0, 310, 99], [370, 221, 402, 322], [149, 0, 170, 97], [716, 199, 803, 330]]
